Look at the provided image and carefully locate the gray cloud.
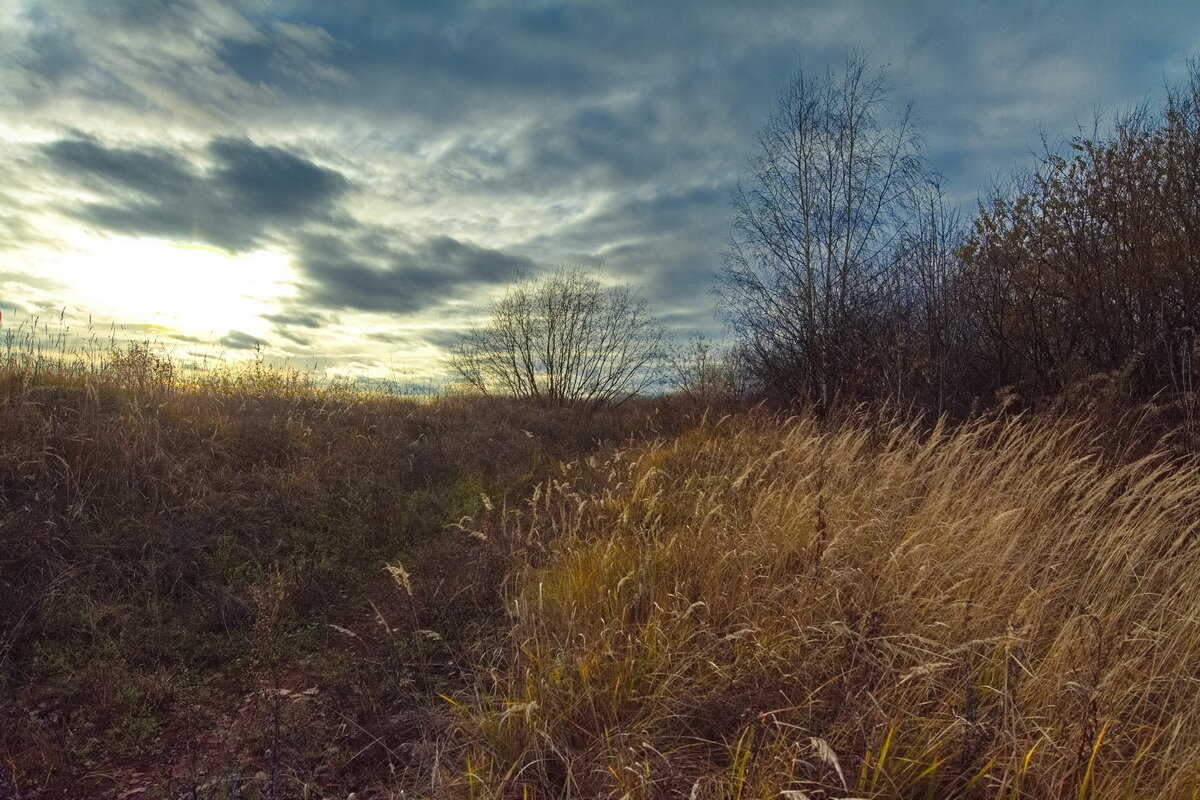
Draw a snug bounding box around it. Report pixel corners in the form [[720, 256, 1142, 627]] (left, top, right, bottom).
[[5, 0, 266, 124], [363, 327, 471, 354], [262, 310, 330, 329], [262, 308, 332, 347], [296, 231, 535, 314], [4, 0, 1200, 374], [0, 298, 31, 316], [40, 135, 349, 250], [168, 332, 206, 344], [207, 137, 348, 222], [219, 329, 264, 350], [275, 328, 313, 347], [43, 135, 196, 197], [417, 327, 475, 351]]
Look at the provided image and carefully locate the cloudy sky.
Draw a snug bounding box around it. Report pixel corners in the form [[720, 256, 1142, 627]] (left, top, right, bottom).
[[1, 1, 1198, 380]]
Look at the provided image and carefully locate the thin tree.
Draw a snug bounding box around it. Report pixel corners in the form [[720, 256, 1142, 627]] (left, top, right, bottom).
[[665, 333, 743, 409], [886, 177, 964, 412], [719, 56, 926, 409], [448, 268, 665, 408]]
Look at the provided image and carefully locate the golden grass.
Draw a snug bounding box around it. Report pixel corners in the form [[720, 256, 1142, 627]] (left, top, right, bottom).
[[461, 412, 1200, 799], [7, 329, 1200, 798], [0, 336, 676, 797]]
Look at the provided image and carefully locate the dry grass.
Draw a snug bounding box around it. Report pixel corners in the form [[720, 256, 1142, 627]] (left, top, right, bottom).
[[6, 329, 1200, 799], [0, 336, 671, 798], [460, 411, 1200, 799]]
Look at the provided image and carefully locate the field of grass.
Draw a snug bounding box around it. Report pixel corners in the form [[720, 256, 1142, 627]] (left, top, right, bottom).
[[462, 411, 1200, 799], [0, 338, 677, 798], [3, 340, 1200, 799]]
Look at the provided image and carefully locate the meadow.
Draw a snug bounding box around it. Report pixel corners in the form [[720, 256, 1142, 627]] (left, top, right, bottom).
[[2, 335, 1200, 799]]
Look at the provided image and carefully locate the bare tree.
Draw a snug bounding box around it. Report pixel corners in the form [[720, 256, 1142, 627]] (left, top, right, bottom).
[[666, 333, 743, 408], [448, 268, 665, 408], [885, 178, 965, 412], [719, 56, 927, 408]]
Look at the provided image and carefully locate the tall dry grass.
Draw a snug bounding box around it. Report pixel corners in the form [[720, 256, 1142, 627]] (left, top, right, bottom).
[[7, 325, 1200, 798], [462, 411, 1200, 799]]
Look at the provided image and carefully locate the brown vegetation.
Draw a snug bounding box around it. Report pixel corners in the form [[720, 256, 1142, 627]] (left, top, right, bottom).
[[0, 337, 674, 798], [464, 410, 1200, 799], [2, 334, 1199, 798]]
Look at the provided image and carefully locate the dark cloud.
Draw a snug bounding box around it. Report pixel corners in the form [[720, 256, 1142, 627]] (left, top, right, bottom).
[[0, 297, 33, 316], [518, 183, 730, 317], [365, 328, 468, 351], [262, 308, 331, 347], [15, 6, 88, 86], [207, 137, 347, 222], [168, 332, 206, 344], [219, 330, 264, 350], [275, 328, 313, 346], [301, 4, 602, 115], [296, 231, 535, 314], [74, 0, 210, 34], [5, 0, 1200, 370], [262, 310, 329, 329], [43, 135, 196, 198], [40, 135, 349, 251], [9, 6, 152, 109], [363, 331, 414, 344], [417, 328, 473, 350], [521, 101, 668, 184], [6, 0, 265, 118]]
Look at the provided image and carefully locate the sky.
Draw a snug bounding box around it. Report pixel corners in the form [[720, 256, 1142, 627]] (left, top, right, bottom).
[[1, 0, 1198, 381]]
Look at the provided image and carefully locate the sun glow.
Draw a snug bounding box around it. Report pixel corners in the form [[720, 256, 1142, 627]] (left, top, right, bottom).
[[52, 236, 295, 338]]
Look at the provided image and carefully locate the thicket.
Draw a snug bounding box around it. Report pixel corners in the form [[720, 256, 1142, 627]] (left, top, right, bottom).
[[448, 268, 665, 409], [721, 58, 1200, 419]]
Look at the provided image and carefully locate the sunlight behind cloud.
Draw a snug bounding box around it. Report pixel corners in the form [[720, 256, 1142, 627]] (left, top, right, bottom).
[[53, 237, 294, 339]]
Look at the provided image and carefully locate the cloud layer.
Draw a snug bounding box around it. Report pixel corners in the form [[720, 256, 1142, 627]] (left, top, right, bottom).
[[2, 0, 1198, 377]]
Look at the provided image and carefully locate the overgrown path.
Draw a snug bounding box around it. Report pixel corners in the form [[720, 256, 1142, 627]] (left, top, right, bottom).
[[0, 349, 678, 798]]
